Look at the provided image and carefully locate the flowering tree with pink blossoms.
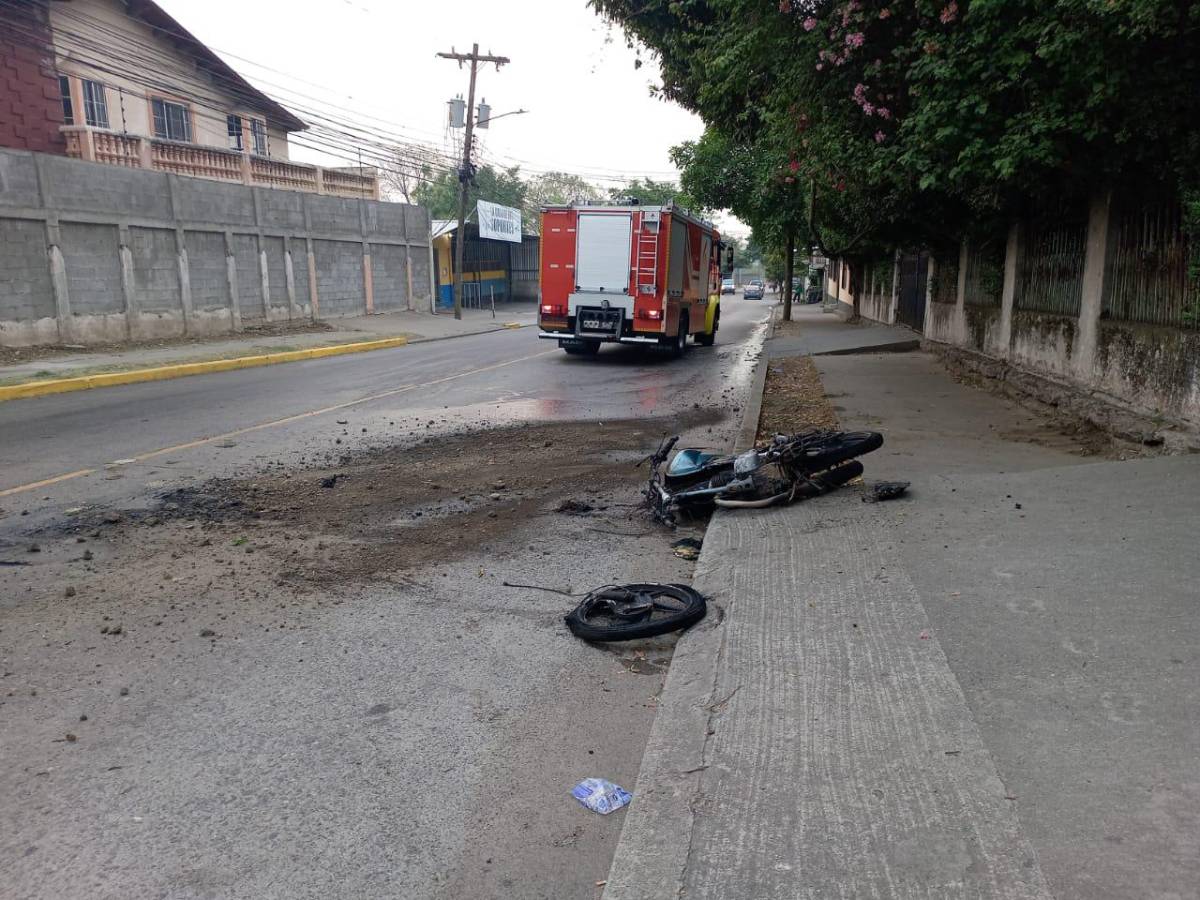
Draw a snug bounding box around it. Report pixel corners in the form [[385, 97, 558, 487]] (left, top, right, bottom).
[[592, 0, 1200, 268]]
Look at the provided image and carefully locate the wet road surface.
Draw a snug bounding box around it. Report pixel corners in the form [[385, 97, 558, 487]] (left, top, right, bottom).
[[0, 300, 769, 533], [1, 299, 773, 900]]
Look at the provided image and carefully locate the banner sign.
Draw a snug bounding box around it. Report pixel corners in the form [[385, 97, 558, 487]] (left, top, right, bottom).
[[477, 200, 522, 243]]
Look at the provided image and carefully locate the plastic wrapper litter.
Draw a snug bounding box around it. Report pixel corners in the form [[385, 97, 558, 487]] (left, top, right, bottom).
[[571, 778, 632, 815]]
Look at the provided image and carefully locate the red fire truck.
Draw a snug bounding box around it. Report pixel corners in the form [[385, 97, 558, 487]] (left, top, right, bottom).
[[537, 201, 731, 356]]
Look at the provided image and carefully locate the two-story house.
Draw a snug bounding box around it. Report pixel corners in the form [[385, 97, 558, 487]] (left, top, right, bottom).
[[0, 0, 378, 198]]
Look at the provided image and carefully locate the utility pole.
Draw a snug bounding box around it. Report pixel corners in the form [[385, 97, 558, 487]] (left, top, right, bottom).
[[438, 44, 510, 320]]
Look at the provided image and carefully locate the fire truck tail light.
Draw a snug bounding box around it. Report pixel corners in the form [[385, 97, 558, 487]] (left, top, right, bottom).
[[644, 309, 663, 320], [541, 304, 554, 314]]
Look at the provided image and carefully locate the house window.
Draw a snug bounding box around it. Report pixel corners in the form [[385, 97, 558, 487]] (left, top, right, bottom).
[[249, 118, 267, 156], [152, 98, 192, 142], [227, 114, 243, 150], [59, 75, 73, 125], [82, 79, 108, 128]]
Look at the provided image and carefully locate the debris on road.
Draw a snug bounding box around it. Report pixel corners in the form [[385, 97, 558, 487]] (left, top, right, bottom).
[[571, 778, 632, 815], [565, 583, 706, 642], [556, 498, 594, 515], [865, 481, 911, 502], [502, 580, 578, 597], [646, 430, 883, 526], [671, 537, 703, 560]]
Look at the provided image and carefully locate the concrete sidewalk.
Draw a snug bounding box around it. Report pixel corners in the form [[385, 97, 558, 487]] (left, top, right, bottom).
[[604, 315, 1200, 897], [769, 302, 919, 357], [0, 304, 537, 386]]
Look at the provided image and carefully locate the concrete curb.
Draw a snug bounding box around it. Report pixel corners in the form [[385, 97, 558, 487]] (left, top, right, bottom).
[[0, 322, 538, 404], [602, 307, 778, 899], [813, 337, 921, 356], [733, 306, 778, 451], [0, 336, 408, 403]]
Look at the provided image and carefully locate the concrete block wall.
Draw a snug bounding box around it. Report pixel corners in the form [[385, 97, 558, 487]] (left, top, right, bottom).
[[0, 148, 434, 347], [313, 240, 365, 316], [0, 219, 55, 323]]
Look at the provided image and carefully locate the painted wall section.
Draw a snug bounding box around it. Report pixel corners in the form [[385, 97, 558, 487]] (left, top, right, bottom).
[[48, 0, 294, 157], [0, 0, 67, 155]]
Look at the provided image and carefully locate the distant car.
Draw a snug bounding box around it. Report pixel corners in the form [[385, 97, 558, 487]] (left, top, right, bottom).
[[743, 280, 765, 300], [721, 278, 736, 294]]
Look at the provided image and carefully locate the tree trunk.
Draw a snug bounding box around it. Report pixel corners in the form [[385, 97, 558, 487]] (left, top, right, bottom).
[[848, 257, 862, 322], [783, 228, 795, 322]]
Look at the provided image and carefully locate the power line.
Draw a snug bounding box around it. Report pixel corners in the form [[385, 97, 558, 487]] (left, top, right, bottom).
[[4, 0, 688, 196], [0, 8, 456, 187], [36, 0, 686, 184]]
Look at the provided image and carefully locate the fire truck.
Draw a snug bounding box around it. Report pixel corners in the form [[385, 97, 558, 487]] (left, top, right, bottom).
[[537, 201, 731, 356]]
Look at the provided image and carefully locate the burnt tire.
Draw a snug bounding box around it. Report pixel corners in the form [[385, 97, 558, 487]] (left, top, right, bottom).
[[565, 583, 706, 642], [714, 460, 864, 509], [780, 431, 883, 471]]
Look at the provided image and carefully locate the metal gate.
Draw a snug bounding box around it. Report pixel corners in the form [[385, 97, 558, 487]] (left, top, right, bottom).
[[897, 251, 929, 331]]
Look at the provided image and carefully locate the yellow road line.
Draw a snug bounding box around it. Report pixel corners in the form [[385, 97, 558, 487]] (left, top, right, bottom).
[[0, 349, 557, 499], [0, 468, 98, 499], [0, 336, 411, 404]]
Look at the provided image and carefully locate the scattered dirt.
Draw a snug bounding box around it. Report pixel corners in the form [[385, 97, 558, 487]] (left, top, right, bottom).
[[56, 410, 719, 588], [946, 364, 1163, 460], [756, 355, 841, 440], [0, 320, 335, 368], [760, 349, 1161, 461]]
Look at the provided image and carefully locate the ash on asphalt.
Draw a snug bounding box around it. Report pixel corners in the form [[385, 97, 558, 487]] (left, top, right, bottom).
[[0, 409, 726, 900], [143, 409, 722, 584]]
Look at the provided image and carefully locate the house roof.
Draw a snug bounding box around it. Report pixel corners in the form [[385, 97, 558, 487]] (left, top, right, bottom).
[[121, 0, 307, 133]]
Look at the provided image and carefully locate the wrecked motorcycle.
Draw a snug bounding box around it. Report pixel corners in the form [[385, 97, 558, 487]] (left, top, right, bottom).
[[645, 430, 883, 526]]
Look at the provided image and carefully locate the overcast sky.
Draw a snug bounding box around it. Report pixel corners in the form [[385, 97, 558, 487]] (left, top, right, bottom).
[[154, 0, 745, 231]]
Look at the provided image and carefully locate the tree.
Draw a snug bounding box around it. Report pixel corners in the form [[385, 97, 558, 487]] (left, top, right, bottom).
[[413, 164, 528, 222], [609, 177, 708, 216], [380, 144, 446, 205], [591, 0, 1200, 273], [523, 172, 603, 233]]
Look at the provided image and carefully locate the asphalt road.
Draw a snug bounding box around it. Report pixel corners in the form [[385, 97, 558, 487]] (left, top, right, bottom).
[[0, 298, 773, 900], [0, 300, 768, 531]]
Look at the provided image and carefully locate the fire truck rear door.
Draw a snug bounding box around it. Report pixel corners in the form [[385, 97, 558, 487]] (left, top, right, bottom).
[[575, 212, 633, 294]]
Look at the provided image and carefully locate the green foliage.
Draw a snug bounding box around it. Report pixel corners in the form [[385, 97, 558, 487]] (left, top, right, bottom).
[[609, 177, 708, 215], [413, 164, 528, 221], [413, 164, 701, 235], [523, 172, 603, 231], [591, 0, 1200, 258]]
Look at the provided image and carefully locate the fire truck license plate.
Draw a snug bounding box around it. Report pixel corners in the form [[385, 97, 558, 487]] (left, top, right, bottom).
[[580, 309, 620, 333]]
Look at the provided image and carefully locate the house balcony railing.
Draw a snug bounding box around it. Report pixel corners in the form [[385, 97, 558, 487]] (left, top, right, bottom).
[[61, 126, 380, 200]]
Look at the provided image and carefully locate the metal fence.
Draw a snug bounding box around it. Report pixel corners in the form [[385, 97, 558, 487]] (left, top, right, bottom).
[[509, 235, 539, 300], [1103, 199, 1196, 328], [863, 254, 893, 304], [1016, 202, 1088, 316], [963, 236, 1006, 306], [930, 252, 958, 304]]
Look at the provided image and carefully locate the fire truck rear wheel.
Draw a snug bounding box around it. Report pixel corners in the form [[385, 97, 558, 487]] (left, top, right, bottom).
[[664, 313, 689, 358], [562, 340, 600, 356]]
